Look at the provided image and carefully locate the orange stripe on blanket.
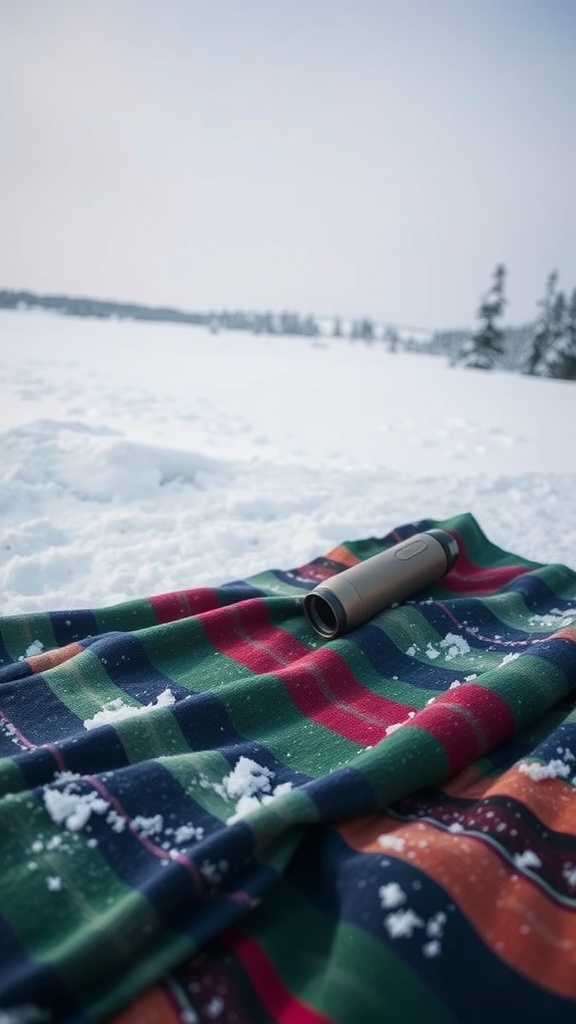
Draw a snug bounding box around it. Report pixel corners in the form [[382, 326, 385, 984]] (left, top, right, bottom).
[[441, 764, 576, 834], [338, 815, 576, 1001], [28, 642, 84, 673], [323, 545, 361, 568], [108, 984, 180, 1024]]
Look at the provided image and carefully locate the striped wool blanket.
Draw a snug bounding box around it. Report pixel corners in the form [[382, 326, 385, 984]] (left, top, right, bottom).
[[1, 512, 576, 1024]]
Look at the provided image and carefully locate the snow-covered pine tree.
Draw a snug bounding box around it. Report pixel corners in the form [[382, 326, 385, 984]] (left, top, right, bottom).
[[384, 326, 400, 352], [455, 264, 507, 369], [350, 319, 364, 341], [524, 271, 559, 375], [360, 318, 374, 343], [543, 287, 576, 381]]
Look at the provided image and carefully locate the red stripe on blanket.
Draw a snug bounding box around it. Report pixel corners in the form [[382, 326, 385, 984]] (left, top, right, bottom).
[[150, 587, 220, 624], [201, 599, 411, 745], [443, 542, 530, 595], [222, 928, 335, 1024], [411, 684, 516, 772]]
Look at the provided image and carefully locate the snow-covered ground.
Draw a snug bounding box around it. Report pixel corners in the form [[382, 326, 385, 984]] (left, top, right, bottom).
[[0, 309, 574, 614]]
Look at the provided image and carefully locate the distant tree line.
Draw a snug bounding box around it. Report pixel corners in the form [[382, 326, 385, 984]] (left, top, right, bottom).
[[0, 290, 409, 349], [0, 290, 207, 326], [452, 265, 576, 381], [2, 280, 575, 381]]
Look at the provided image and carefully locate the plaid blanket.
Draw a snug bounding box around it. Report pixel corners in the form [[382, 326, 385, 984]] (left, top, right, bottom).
[[1, 513, 576, 1024]]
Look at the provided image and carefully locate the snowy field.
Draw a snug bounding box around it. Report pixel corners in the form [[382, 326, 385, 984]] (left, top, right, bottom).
[[0, 309, 574, 614]]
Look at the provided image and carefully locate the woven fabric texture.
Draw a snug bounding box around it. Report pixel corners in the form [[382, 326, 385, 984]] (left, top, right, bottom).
[[1, 513, 576, 1023]]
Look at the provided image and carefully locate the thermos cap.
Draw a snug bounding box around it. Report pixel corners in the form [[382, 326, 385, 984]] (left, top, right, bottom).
[[424, 529, 459, 571]]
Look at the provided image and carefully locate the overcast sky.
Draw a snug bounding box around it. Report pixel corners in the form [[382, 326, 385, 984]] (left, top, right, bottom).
[[1, 0, 575, 330]]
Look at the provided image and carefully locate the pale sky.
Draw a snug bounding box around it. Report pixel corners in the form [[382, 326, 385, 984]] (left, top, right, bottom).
[[1, 0, 575, 330]]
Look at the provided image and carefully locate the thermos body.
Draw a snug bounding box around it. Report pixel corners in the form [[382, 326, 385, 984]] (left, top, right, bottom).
[[303, 529, 459, 639]]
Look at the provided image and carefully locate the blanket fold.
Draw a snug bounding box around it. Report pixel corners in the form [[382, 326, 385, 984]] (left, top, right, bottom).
[[1, 512, 576, 1023]]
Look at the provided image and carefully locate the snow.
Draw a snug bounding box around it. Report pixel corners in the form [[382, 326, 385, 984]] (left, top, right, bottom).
[[82, 688, 176, 730], [173, 824, 204, 844], [378, 882, 407, 909], [498, 653, 520, 667], [426, 912, 447, 938], [131, 815, 164, 838], [518, 759, 572, 781], [385, 711, 416, 736], [43, 786, 109, 832], [200, 859, 228, 885], [378, 835, 406, 852], [380, 891, 448, 956], [205, 996, 225, 1019], [439, 634, 471, 659], [0, 1009, 50, 1024], [529, 609, 576, 628], [220, 757, 275, 801], [383, 908, 424, 939], [563, 865, 576, 888], [21, 640, 44, 658], [218, 756, 293, 823], [41, 773, 206, 859], [0, 309, 575, 614], [513, 850, 542, 871], [422, 940, 442, 958]]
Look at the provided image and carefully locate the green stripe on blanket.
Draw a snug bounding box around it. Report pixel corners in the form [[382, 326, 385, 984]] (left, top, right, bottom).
[[0, 512, 576, 1024]]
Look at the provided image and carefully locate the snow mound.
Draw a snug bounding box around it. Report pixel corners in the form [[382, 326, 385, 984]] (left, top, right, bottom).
[[0, 419, 228, 505]]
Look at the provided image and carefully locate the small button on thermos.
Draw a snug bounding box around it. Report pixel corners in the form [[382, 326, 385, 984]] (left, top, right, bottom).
[[303, 529, 459, 639]]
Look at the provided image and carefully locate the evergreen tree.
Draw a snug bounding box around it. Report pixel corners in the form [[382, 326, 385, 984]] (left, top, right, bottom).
[[566, 287, 576, 379], [300, 315, 320, 337], [350, 318, 374, 343], [262, 312, 277, 335], [350, 319, 364, 341], [332, 318, 342, 338], [543, 287, 576, 380], [384, 326, 400, 353], [279, 312, 301, 335], [524, 271, 559, 375], [455, 264, 507, 370], [360, 318, 374, 343]]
